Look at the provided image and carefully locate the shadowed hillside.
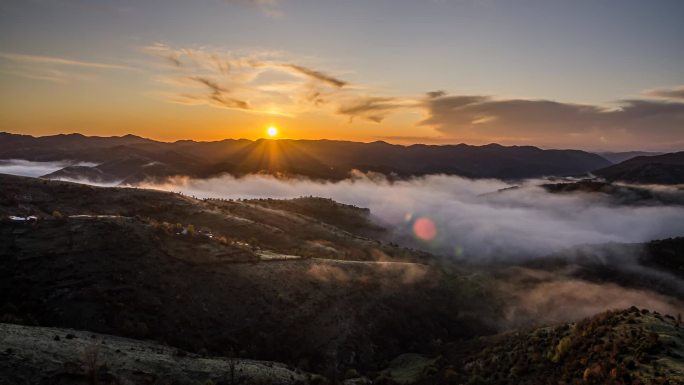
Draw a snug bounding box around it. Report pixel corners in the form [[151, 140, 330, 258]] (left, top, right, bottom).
[[0, 174, 500, 377], [595, 152, 684, 185]]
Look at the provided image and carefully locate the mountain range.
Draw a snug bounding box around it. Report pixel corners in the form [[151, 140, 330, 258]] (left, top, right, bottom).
[[2, 132, 683, 185], [0, 132, 612, 183], [595, 152, 684, 185]]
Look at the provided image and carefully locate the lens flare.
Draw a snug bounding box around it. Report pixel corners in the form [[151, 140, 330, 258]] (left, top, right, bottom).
[[413, 217, 437, 241]]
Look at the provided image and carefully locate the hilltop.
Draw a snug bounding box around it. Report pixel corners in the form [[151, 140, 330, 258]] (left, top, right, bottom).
[[436, 308, 684, 385]]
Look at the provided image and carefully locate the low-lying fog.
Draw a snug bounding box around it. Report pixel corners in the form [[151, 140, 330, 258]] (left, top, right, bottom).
[[4, 162, 684, 325], [4, 161, 683, 260], [0, 159, 97, 178], [135, 173, 684, 260], [136, 173, 684, 323]]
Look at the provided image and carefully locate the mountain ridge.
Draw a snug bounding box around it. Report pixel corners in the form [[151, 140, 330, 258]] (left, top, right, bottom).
[[595, 152, 684, 184], [0, 132, 612, 182]]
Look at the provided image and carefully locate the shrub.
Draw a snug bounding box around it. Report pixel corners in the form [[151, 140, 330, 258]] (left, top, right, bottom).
[[549, 336, 573, 363]]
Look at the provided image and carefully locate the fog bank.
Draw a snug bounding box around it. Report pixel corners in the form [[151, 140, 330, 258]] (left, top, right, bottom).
[[137, 173, 684, 259], [0, 159, 97, 178]]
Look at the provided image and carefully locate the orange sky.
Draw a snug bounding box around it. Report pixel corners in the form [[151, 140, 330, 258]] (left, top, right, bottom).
[[1, 1, 683, 151]]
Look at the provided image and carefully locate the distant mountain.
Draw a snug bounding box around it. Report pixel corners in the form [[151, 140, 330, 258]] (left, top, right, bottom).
[[0, 132, 612, 182], [594, 152, 684, 184], [0, 132, 153, 161], [597, 151, 665, 164]]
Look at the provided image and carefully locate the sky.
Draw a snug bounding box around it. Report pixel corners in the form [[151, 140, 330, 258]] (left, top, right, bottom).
[[0, 0, 682, 151]]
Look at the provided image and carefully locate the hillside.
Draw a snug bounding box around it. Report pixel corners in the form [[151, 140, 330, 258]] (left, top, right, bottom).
[[1, 174, 683, 383], [0, 174, 499, 377], [0, 323, 316, 385], [3, 308, 681, 385], [595, 152, 684, 184], [437, 308, 684, 385], [0, 132, 611, 181]]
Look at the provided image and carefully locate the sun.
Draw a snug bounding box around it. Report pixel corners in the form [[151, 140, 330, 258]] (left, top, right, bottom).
[[267, 126, 278, 137]]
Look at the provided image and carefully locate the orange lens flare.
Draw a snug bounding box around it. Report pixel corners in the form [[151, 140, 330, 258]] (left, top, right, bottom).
[[413, 217, 437, 241]]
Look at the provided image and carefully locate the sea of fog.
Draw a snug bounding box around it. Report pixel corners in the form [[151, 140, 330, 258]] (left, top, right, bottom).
[[4, 161, 684, 323], [0, 159, 97, 178], [4, 160, 684, 260], [136, 173, 684, 260]]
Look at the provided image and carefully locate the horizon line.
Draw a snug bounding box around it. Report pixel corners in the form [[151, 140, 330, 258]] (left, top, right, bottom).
[[1, 130, 677, 154]]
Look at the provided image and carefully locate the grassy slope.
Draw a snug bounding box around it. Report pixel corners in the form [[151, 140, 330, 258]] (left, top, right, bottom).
[[396, 308, 684, 385], [0, 174, 500, 376]]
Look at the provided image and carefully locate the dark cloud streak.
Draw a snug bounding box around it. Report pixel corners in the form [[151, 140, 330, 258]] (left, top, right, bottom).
[[281, 64, 347, 88]]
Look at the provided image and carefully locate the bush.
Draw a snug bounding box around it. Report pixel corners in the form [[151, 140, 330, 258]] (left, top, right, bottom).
[[549, 336, 573, 363]]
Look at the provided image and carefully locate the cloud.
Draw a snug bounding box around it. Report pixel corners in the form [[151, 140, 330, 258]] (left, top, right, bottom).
[[421, 92, 684, 150], [187, 76, 251, 110], [0, 52, 131, 70], [144, 43, 412, 121], [278, 64, 347, 88], [135, 173, 684, 260], [337, 96, 410, 123], [143, 44, 684, 148], [643, 85, 684, 100], [0, 51, 133, 83]]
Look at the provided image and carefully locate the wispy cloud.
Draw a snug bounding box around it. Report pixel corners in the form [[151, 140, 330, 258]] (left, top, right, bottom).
[[0, 52, 132, 70], [144, 43, 412, 121], [278, 64, 347, 88], [0, 51, 133, 83], [337, 96, 412, 123]]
